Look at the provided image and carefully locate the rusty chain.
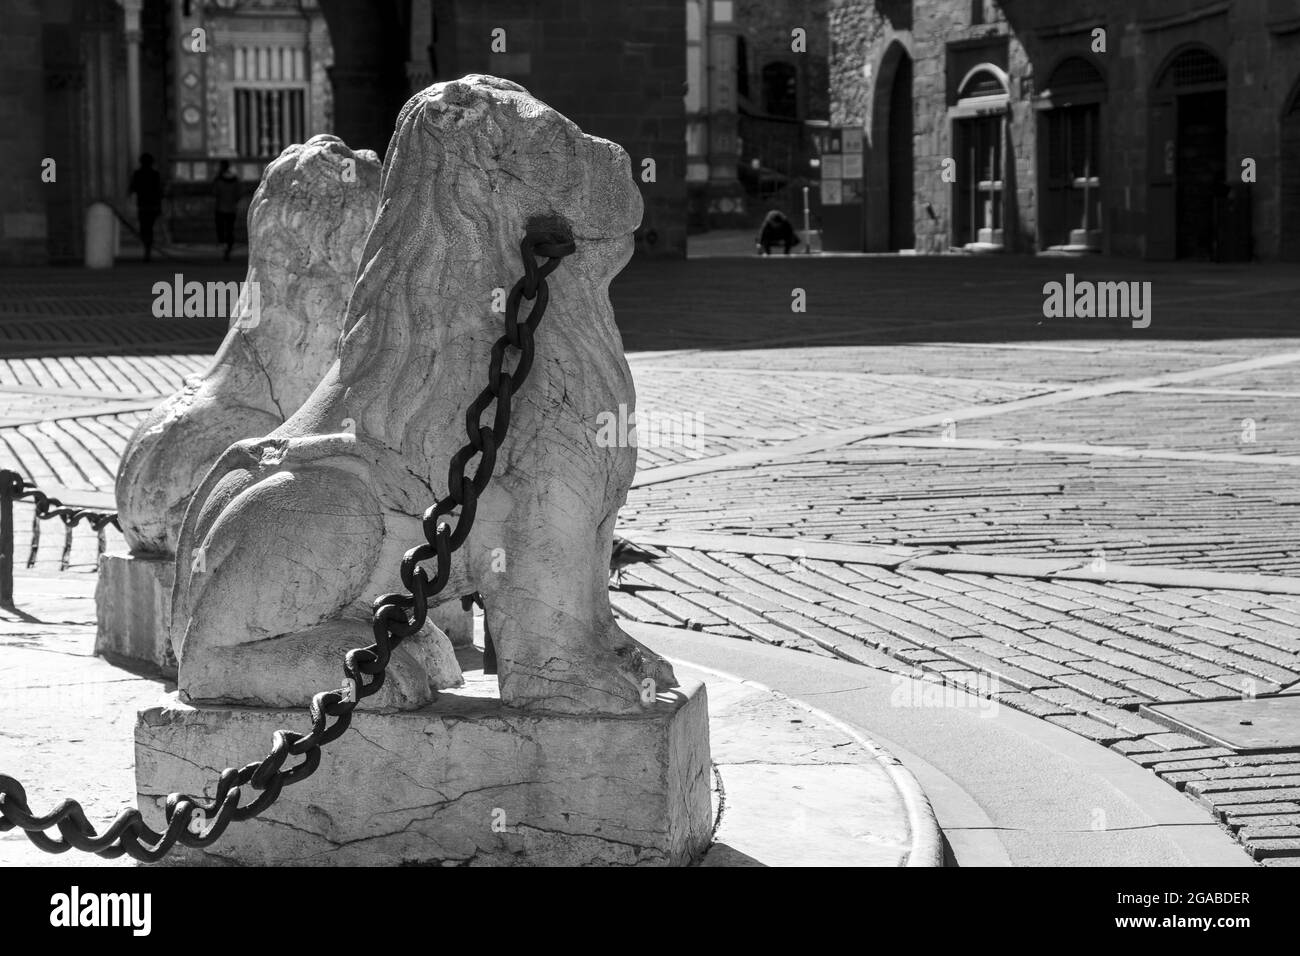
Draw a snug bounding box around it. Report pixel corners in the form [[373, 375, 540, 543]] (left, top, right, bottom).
[[0, 232, 575, 860]]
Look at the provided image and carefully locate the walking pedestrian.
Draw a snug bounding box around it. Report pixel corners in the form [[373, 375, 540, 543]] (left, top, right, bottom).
[[128, 154, 163, 262], [213, 160, 241, 261]]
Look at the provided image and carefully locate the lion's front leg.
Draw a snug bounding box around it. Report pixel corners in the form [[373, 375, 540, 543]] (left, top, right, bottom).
[[473, 480, 677, 715]]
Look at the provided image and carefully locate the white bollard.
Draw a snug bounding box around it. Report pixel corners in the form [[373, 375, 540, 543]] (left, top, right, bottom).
[[83, 202, 116, 269]]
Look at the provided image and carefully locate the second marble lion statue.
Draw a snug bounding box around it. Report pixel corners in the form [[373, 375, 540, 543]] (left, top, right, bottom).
[[172, 75, 677, 715]]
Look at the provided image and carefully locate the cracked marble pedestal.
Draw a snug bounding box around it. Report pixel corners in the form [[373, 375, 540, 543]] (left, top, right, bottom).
[[135, 670, 712, 866], [94, 551, 177, 676]]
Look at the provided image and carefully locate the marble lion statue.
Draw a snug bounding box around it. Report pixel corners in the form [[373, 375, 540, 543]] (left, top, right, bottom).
[[171, 75, 677, 715], [116, 135, 382, 556]]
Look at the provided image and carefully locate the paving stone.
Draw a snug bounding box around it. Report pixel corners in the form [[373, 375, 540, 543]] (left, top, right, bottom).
[[1246, 838, 1300, 859], [1143, 757, 1229, 774], [1224, 813, 1300, 829], [1217, 802, 1300, 818], [1111, 739, 1168, 756], [1159, 771, 1208, 787], [1239, 825, 1300, 840], [1130, 747, 1236, 766], [1187, 775, 1300, 796], [1198, 764, 1300, 780], [931, 645, 1053, 692], [1225, 753, 1300, 767], [1120, 678, 1192, 702], [1004, 655, 1078, 679], [995, 692, 1074, 720], [1045, 715, 1134, 744], [1056, 673, 1137, 703], [1195, 787, 1300, 806]]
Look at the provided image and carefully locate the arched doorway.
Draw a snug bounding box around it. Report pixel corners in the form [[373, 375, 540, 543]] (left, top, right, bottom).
[[1147, 46, 1227, 259], [1035, 56, 1105, 251], [866, 40, 915, 252], [1281, 80, 1300, 262], [951, 65, 1010, 251], [887, 52, 915, 251]]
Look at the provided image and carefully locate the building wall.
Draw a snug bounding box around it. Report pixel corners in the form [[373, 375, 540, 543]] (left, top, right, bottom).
[[0, 0, 130, 264], [829, 0, 1300, 259], [0, 0, 48, 265], [167, 0, 335, 242], [444, 0, 687, 257], [688, 0, 831, 231], [3, 0, 689, 263]]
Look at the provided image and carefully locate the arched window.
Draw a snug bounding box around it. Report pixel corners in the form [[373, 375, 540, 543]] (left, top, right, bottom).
[[1044, 56, 1104, 96], [957, 65, 1009, 102], [1157, 47, 1227, 91], [762, 61, 797, 117]]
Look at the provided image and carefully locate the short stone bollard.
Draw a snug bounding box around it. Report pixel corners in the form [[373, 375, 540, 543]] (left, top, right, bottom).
[[93, 137, 482, 672], [136, 75, 712, 865]]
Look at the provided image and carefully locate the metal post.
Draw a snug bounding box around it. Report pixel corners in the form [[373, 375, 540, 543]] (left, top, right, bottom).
[[802, 185, 811, 254], [482, 619, 498, 675], [1, 470, 16, 609]]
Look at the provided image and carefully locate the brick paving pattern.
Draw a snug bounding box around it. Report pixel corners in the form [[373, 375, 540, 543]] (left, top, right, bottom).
[[5, 257, 1300, 862]]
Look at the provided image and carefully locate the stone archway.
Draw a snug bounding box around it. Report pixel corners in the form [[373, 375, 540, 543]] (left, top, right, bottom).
[[886, 52, 914, 251], [866, 38, 914, 252]]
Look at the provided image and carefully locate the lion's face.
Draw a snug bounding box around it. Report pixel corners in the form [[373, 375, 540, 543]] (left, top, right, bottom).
[[404, 76, 643, 244], [249, 134, 382, 278]]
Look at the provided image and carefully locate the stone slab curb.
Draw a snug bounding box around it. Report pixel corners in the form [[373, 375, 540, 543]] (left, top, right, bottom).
[[622, 530, 1300, 596], [667, 655, 944, 867]]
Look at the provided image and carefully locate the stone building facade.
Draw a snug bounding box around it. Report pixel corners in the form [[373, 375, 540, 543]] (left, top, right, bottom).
[[829, 0, 1300, 259], [1, 0, 686, 263], [687, 0, 830, 230], [438, 0, 686, 255]]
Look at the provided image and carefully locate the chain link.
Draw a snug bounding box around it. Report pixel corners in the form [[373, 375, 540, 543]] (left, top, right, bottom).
[[0, 471, 121, 533], [0, 233, 575, 860]]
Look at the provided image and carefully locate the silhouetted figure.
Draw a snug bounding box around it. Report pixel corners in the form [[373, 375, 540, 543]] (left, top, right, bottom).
[[129, 153, 163, 262], [757, 209, 800, 255], [213, 160, 241, 261]]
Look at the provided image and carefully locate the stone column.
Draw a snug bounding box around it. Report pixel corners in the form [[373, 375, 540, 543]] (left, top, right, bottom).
[[120, 0, 143, 164]]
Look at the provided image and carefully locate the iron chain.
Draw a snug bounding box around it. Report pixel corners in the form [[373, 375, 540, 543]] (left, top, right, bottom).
[[0, 233, 575, 860], [0, 471, 121, 533]]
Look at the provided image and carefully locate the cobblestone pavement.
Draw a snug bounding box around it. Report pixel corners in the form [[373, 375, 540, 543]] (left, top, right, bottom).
[[3, 256, 1300, 864]]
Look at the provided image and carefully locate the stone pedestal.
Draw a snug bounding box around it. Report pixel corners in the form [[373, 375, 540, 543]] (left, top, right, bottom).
[[94, 551, 176, 675], [135, 673, 713, 866]]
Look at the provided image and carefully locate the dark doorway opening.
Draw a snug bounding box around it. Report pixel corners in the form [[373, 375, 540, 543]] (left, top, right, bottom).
[[1175, 90, 1226, 259], [1036, 57, 1105, 251], [887, 54, 914, 251], [1281, 85, 1300, 262], [1147, 47, 1227, 260], [953, 112, 1005, 247]]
